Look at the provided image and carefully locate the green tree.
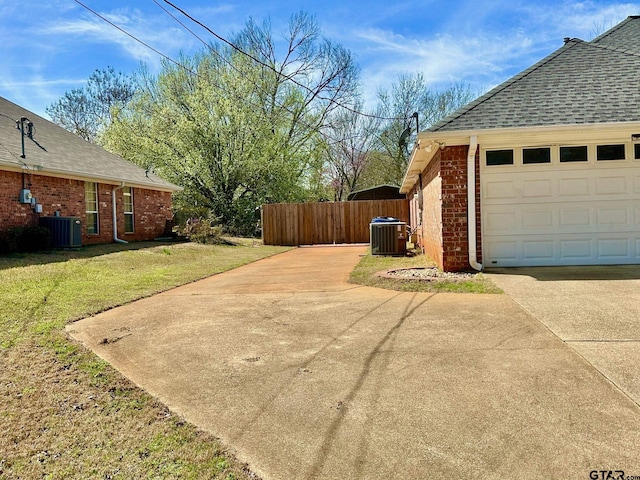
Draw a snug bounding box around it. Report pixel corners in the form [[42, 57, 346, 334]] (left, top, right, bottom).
[[46, 66, 136, 143], [103, 13, 359, 234]]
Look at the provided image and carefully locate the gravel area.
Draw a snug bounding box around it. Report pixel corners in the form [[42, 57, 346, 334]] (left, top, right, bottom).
[[378, 267, 478, 281]]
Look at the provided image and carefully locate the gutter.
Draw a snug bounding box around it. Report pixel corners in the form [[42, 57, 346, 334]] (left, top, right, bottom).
[[467, 136, 482, 271], [112, 182, 128, 244]]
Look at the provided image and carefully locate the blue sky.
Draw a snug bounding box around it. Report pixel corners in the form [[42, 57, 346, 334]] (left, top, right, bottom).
[[1, 0, 639, 118]]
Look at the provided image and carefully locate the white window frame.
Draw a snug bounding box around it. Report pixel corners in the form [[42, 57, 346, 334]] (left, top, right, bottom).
[[123, 187, 134, 234], [85, 182, 99, 235]]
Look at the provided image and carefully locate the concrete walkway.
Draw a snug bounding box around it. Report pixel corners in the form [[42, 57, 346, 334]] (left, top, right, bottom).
[[68, 247, 640, 479], [487, 266, 640, 407]]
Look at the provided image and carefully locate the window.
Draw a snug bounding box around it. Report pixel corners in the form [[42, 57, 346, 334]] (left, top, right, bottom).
[[635, 144, 640, 160], [486, 149, 514, 166], [123, 187, 134, 234], [560, 146, 588, 163], [597, 144, 625, 161], [85, 182, 98, 234], [523, 147, 551, 164]]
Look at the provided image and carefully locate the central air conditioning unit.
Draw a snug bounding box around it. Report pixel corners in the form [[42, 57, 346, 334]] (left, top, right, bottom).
[[370, 217, 407, 255], [39, 216, 83, 248]]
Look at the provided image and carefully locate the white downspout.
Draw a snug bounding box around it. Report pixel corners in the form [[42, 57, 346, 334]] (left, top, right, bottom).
[[467, 136, 482, 271], [112, 182, 128, 244]]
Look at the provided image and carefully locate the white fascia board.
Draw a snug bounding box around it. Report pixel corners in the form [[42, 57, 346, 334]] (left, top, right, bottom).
[[399, 139, 440, 193], [423, 122, 640, 149]]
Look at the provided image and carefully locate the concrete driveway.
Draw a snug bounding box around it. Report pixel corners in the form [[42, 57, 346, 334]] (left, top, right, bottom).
[[487, 266, 640, 407], [68, 247, 640, 479]]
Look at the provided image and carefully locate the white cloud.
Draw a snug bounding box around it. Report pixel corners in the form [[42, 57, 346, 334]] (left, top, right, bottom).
[[352, 0, 640, 107], [354, 27, 537, 107], [520, 1, 640, 40], [42, 13, 193, 68]]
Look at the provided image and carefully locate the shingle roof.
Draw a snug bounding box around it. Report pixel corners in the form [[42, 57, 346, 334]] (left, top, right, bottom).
[[591, 15, 640, 51], [428, 16, 640, 133], [0, 96, 180, 191]]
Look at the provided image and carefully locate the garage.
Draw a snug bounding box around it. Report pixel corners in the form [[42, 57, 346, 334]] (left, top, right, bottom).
[[482, 144, 640, 267], [400, 17, 640, 272]]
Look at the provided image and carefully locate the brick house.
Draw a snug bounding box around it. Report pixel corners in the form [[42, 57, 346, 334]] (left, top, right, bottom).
[[401, 16, 640, 271], [0, 96, 180, 246]]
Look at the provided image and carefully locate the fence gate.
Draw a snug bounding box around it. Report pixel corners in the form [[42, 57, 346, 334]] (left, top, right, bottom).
[[261, 199, 409, 246]]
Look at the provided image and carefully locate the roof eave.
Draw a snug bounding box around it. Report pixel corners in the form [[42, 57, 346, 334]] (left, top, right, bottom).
[[399, 139, 441, 194], [0, 160, 182, 192]]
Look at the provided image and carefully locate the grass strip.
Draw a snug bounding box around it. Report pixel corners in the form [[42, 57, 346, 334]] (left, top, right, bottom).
[[348, 250, 502, 294], [0, 240, 288, 479]]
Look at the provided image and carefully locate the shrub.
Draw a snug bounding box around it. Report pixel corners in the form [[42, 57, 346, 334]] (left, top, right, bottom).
[[179, 218, 225, 245], [0, 226, 52, 254], [0, 230, 18, 254], [17, 226, 52, 252]]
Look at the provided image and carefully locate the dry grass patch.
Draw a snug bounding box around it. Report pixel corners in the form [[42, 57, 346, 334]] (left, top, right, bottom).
[[349, 251, 502, 294], [0, 240, 289, 479]]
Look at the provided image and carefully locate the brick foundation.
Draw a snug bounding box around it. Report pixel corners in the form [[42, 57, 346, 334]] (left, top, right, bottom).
[[1, 169, 173, 245]]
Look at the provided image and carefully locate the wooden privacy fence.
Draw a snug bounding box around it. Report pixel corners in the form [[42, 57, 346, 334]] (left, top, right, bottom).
[[262, 199, 409, 246]]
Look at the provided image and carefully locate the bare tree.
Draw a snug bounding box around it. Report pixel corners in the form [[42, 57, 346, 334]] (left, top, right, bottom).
[[322, 106, 381, 200], [366, 74, 477, 186], [46, 67, 136, 143]]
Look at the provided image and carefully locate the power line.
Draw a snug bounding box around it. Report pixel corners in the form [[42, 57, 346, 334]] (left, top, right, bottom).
[[150, 0, 340, 142], [72, 0, 386, 153], [154, 1, 389, 153], [72, 0, 198, 76], [160, 0, 405, 122]]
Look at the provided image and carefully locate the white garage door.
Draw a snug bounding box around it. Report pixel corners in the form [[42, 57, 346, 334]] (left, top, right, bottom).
[[482, 165, 640, 267]]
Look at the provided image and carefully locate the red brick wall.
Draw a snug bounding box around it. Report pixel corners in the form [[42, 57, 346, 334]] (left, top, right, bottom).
[[440, 145, 482, 272], [0, 169, 173, 245], [416, 150, 444, 268], [410, 145, 482, 272], [121, 188, 173, 242]]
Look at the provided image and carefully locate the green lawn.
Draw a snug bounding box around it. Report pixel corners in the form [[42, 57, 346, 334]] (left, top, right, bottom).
[[0, 241, 289, 479], [348, 250, 502, 294]]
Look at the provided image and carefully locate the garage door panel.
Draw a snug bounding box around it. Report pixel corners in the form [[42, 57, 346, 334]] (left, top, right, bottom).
[[559, 177, 590, 196], [597, 239, 630, 258], [523, 179, 553, 197], [485, 210, 516, 231], [596, 207, 628, 226], [483, 164, 640, 266], [523, 240, 554, 259], [560, 240, 592, 259], [485, 241, 518, 262], [560, 208, 591, 226], [596, 176, 628, 195], [522, 210, 553, 228], [484, 180, 516, 199]]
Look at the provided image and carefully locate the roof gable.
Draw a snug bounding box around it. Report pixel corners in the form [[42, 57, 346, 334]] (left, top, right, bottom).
[[428, 16, 640, 133], [0, 96, 179, 191]]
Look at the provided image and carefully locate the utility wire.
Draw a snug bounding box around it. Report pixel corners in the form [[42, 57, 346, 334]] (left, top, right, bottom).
[[160, 0, 405, 122], [73, 0, 198, 76], [72, 0, 386, 153], [0, 112, 18, 123], [151, 0, 341, 144]]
